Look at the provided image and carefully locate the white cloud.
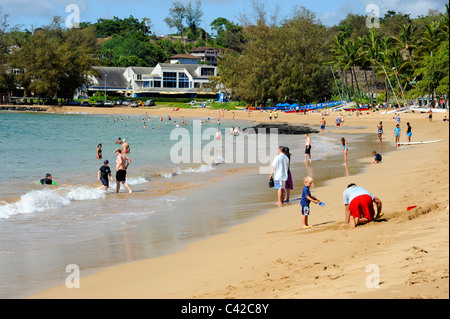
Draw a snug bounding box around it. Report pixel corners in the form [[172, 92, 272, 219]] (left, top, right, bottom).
[[320, 0, 447, 26], [359, 0, 447, 18]]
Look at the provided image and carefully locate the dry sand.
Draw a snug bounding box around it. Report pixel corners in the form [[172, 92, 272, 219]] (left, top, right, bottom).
[[28, 105, 449, 299]]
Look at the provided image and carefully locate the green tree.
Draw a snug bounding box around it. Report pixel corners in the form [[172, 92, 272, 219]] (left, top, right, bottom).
[[185, 0, 203, 39], [220, 7, 333, 105], [210, 17, 245, 51], [10, 24, 98, 103], [164, 1, 187, 44]]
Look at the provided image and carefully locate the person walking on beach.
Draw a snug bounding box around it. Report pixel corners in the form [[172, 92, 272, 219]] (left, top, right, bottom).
[[341, 183, 383, 227], [115, 149, 133, 194], [98, 160, 113, 191], [394, 123, 401, 146], [320, 118, 326, 134], [341, 137, 348, 165], [336, 116, 341, 129], [406, 122, 412, 142], [269, 146, 290, 207], [269, 110, 273, 121], [304, 133, 312, 163], [283, 147, 294, 203], [428, 109, 433, 122], [377, 121, 383, 143], [300, 176, 320, 229]]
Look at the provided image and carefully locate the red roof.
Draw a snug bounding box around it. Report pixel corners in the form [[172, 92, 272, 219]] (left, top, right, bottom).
[[169, 54, 201, 59]]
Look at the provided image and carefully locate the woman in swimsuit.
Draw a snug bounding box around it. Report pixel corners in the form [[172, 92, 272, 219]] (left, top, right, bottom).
[[377, 121, 383, 143], [341, 137, 348, 165], [97, 144, 102, 159], [406, 122, 412, 142]]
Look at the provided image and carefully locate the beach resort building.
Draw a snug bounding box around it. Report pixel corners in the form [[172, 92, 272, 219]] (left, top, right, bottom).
[[81, 63, 218, 99]]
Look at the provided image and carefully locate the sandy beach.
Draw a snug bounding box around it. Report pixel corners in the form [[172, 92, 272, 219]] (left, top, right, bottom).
[[27, 105, 449, 299]]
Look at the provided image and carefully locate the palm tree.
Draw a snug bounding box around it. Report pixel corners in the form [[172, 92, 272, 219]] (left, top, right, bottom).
[[359, 28, 382, 104], [330, 32, 351, 101], [393, 24, 418, 71], [341, 39, 363, 105]]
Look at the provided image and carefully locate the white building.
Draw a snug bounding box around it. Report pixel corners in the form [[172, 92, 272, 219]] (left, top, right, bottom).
[[84, 63, 218, 98]]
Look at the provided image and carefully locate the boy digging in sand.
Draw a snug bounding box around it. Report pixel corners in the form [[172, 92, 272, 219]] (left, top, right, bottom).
[[300, 176, 321, 229]]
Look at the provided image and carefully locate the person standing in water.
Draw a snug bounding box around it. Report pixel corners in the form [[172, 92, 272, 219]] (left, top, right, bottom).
[[98, 160, 113, 191], [320, 118, 326, 134], [39, 173, 57, 185], [121, 139, 130, 154], [341, 137, 348, 165], [115, 149, 133, 194], [97, 144, 102, 159], [377, 121, 383, 143], [304, 133, 312, 163]]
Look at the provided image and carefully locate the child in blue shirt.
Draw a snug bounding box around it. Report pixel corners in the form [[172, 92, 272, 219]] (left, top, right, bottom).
[[394, 124, 401, 145], [300, 176, 320, 229]]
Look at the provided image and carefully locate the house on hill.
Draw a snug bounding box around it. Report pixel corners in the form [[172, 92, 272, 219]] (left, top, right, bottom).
[[168, 54, 201, 65], [81, 63, 218, 99]]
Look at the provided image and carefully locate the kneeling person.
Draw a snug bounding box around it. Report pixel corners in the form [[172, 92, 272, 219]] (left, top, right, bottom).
[[342, 183, 382, 227]]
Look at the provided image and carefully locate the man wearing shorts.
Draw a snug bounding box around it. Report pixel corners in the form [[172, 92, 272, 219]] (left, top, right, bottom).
[[336, 116, 341, 128], [269, 146, 290, 207], [342, 183, 382, 227], [304, 133, 312, 163], [115, 149, 133, 193]]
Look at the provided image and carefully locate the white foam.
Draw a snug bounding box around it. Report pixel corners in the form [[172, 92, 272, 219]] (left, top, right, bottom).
[[126, 177, 149, 186], [0, 189, 70, 219], [161, 164, 215, 178], [64, 186, 106, 201], [0, 186, 107, 219]]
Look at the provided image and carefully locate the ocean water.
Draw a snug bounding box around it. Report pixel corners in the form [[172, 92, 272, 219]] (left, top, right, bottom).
[[0, 111, 391, 298]]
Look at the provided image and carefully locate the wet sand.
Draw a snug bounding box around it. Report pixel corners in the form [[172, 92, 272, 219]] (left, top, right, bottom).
[[28, 106, 449, 299]]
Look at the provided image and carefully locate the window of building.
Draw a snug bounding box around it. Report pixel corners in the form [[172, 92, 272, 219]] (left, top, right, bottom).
[[194, 82, 202, 88], [136, 74, 142, 80], [178, 72, 190, 89], [163, 72, 177, 88], [154, 80, 161, 88], [143, 81, 150, 88], [201, 68, 215, 76]]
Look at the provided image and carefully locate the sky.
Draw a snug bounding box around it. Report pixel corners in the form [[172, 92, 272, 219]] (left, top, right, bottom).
[[0, 0, 448, 36]]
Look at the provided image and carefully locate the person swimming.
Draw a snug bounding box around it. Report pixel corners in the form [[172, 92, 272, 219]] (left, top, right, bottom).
[[121, 139, 130, 154], [39, 173, 57, 185]]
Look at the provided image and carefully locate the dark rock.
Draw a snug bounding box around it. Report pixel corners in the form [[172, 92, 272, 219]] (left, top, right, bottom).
[[0, 106, 47, 112], [243, 123, 319, 135]]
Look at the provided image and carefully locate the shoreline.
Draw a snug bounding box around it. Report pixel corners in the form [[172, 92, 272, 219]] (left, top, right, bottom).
[[23, 106, 450, 299]]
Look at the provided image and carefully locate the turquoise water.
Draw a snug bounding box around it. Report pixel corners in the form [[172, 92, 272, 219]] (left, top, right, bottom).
[[1, 111, 198, 183], [0, 110, 390, 298]]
